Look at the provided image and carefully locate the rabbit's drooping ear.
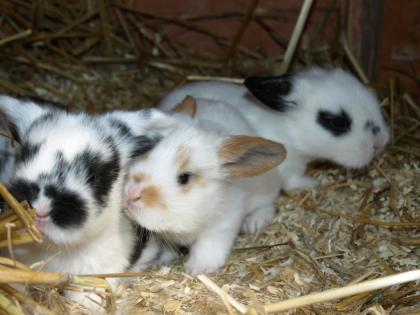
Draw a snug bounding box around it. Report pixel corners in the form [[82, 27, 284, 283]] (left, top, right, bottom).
[[172, 95, 197, 118], [0, 96, 57, 141], [244, 75, 294, 112], [217, 136, 287, 178]]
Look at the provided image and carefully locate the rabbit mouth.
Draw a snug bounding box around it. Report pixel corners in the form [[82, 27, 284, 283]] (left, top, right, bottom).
[[35, 215, 50, 231]]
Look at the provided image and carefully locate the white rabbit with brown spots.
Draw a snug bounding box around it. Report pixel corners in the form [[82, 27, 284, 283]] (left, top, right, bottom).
[[124, 97, 287, 275]]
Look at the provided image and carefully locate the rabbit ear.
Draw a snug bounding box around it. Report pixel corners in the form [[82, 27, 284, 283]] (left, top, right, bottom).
[[217, 135, 287, 179], [172, 95, 197, 118], [0, 96, 57, 141], [145, 108, 179, 131], [244, 75, 295, 112]]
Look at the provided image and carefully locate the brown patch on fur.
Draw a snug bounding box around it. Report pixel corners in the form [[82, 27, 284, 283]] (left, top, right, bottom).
[[218, 136, 287, 178], [141, 185, 167, 210], [175, 145, 191, 171], [172, 95, 197, 118], [133, 173, 149, 182]]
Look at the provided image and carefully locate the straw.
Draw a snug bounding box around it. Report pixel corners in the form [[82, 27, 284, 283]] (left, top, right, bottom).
[[0, 183, 42, 243], [0, 284, 55, 315], [264, 270, 420, 313], [341, 33, 370, 84], [0, 29, 32, 47], [187, 75, 244, 84], [197, 274, 248, 314], [0, 269, 70, 286], [278, 0, 314, 74], [0, 291, 25, 315]]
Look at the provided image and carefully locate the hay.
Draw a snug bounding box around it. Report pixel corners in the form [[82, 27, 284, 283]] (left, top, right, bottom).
[[0, 1, 419, 314]]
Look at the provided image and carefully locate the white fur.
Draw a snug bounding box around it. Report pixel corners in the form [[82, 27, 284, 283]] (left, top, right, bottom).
[[159, 67, 390, 191], [125, 99, 285, 275]]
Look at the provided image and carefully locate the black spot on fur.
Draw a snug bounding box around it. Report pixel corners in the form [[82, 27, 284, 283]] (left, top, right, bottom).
[[129, 224, 150, 267], [45, 185, 88, 228], [317, 109, 352, 136], [130, 135, 161, 158], [31, 112, 57, 127], [7, 179, 40, 205], [49, 153, 68, 185], [108, 118, 133, 139], [77, 145, 120, 208], [16, 142, 41, 165], [244, 75, 295, 112]]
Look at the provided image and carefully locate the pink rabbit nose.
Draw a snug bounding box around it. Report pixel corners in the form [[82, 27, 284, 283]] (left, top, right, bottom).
[[33, 200, 50, 218], [124, 183, 142, 208]]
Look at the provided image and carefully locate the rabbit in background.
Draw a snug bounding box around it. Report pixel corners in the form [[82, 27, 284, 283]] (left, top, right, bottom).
[[159, 67, 390, 192]]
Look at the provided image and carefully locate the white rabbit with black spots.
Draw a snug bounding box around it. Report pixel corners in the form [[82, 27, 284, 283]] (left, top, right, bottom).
[[159, 67, 390, 192], [124, 97, 287, 275], [0, 95, 177, 312]]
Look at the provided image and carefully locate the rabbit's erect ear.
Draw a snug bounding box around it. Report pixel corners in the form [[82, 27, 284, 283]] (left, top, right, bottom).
[[172, 95, 197, 118], [217, 135, 287, 179], [0, 95, 58, 141], [244, 75, 295, 112]]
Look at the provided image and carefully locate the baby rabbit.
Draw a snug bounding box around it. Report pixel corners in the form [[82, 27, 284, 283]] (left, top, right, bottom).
[[124, 97, 287, 275], [0, 95, 176, 310], [159, 67, 390, 191]]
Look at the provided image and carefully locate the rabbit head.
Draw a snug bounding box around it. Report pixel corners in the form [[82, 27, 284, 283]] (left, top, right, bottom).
[[244, 67, 390, 168], [0, 96, 172, 246], [123, 97, 286, 238]]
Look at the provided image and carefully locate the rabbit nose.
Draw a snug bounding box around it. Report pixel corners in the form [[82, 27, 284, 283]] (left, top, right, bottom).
[[34, 201, 50, 218], [124, 183, 142, 207]]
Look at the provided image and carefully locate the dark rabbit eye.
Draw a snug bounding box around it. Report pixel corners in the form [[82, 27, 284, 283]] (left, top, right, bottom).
[[317, 109, 352, 136], [177, 172, 191, 185]]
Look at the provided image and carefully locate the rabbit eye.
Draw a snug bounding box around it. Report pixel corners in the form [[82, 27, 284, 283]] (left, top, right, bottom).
[[177, 172, 191, 185]]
